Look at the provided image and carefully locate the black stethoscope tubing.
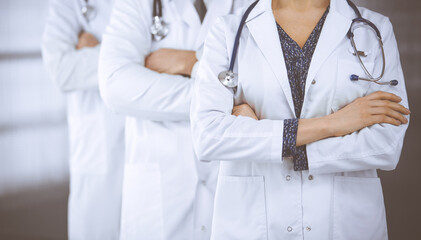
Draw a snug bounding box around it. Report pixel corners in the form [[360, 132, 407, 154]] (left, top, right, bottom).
[[153, 0, 163, 18]]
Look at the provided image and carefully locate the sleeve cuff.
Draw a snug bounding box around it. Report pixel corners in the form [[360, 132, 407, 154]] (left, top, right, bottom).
[[282, 118, 299, 158], [282, 118, 309, 171]]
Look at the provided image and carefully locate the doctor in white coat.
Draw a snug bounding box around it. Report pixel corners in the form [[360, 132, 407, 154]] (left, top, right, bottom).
[[99, 0, 255, 239], [42, 0, 125, 239], [191, 0, 410, 239]]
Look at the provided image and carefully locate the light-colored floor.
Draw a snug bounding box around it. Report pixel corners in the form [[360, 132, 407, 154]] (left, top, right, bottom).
[[0, 182, 68, 240]]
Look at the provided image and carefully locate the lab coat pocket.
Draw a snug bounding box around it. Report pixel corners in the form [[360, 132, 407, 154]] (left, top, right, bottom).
[[211, 176, 268, 240], [120, 163, 164, 240], [333, 176, 387, 240], [331, 59, 374, 112]]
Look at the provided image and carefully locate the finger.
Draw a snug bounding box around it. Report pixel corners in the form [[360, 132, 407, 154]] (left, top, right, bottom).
[[370, 115, 401, 126], [369, 107, 408, 124], [369, 100, 410, 114], [366, 91, 401, 102]]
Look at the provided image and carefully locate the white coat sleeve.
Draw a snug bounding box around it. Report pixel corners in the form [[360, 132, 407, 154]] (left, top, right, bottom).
[[42, 0, 100, 92], [190, 18, 284, 163], [307, 18, 409, 174], [98, 0, 193, 121]]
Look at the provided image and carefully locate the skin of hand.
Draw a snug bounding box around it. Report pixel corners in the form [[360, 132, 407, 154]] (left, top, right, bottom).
[[145, 48, 197, 76], [76, 32, 99, 50], [231, 91, 410, 147], [323, 91, 410, 137], [232, 104, 259, 120], [296, 91, 410, 146]]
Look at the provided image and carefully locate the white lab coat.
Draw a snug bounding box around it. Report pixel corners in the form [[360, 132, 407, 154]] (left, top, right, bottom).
[[98, 0, 254, 239], [42, 0, 125, 239], [191, 0, 409, 239]]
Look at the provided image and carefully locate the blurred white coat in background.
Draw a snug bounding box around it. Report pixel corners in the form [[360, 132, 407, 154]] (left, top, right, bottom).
[[42, 0, 125, 239], [99, 0, 253, 239]]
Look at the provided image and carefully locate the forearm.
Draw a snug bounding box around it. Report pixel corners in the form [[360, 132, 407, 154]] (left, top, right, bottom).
[[295, 117, 332, 147], [43, 45, 100, 92], [42, 0, 100, 92], [99, 59, 193, 121]]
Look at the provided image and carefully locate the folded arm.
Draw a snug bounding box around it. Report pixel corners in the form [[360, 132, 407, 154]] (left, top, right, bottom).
[[98, 0, 194, 121], [306, 18, 409, 174], [42, 0, 100, 92], [191, 18, 285, 163], [192, 18, 409, 170]]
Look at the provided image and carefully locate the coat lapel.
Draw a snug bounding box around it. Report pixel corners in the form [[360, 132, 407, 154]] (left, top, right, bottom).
[[304, 0, 353, 98], [172, 0, 201, 29], [246, 0, 296, 116], [195, 0, 234, 49]]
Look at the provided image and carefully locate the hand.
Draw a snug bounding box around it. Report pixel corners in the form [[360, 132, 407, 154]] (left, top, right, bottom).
[[326, 91, 410, 137], [145, 48, 197, 76], [76, 32, 99, 50], [232, 104, 258, 120]]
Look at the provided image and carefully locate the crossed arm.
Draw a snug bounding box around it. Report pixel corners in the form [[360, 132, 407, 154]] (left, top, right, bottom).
[[232, 91, 410, 147]]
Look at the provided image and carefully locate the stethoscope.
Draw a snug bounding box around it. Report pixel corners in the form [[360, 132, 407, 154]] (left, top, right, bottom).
[[151, 0, 169, 41], [80, 0, 96, 23], [218, 0, 398, 90]]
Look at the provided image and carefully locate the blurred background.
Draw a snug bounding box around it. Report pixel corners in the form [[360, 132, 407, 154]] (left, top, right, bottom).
[[0, 0, 419, 239], [0, 0, 68, 239]]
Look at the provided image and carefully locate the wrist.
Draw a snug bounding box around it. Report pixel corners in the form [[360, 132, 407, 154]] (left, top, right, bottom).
[[321, 115, 339, 138], [180, 51, 197, 76]]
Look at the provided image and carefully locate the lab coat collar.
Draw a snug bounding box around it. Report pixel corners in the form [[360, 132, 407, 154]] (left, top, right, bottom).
[[245, 0, 353, 116], [246, 12, 296, 116], [172, 0, 202, 29], [304, 1, 353, 106], [246, 0, 357, 22], [195, 0, 234, 49]]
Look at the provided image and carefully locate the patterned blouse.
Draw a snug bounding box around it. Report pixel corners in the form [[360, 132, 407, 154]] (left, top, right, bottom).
[[278, 7, 330, 171]]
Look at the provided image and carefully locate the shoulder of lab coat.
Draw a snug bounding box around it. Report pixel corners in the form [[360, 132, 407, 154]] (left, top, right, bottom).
[[98, 0, 193, 122], [190, 16, 284, 163], [307, 13, 410, 174], [42, 0, 100, 92]]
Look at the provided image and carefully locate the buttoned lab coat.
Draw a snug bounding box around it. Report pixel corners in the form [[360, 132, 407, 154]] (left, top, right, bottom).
[[191, 0, 409, 239], [42, 0, 125, 239], [98, 0, 254, 239]]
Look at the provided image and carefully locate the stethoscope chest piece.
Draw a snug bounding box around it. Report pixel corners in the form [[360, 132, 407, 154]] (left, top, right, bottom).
[[218, 70, 238, 88], [81, 2, 96, 22], [151, 16, 169, 41]]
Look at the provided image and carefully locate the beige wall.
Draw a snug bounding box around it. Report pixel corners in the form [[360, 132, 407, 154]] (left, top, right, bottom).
[[354, 1, 421, 239]]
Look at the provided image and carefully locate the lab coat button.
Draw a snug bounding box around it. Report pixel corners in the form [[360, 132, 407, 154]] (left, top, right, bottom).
[[201, 226, 207, 232], [287, 226, 293, 232], [286, 175, 291, 181], [201, 180, 207, 186], [308, 175, 314, 180], [306, 226, 312, 232], [311, 79, 316, 85]]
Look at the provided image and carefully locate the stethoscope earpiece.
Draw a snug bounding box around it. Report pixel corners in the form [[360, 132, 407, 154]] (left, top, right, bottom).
[[390, 80, 399, 86], [350, 74, 399, 86]]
